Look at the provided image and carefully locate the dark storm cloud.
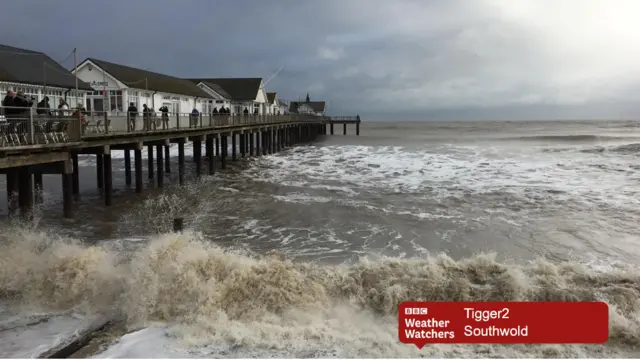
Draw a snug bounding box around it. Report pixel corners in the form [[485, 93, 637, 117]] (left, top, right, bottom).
[[2, 0, 639, 119]]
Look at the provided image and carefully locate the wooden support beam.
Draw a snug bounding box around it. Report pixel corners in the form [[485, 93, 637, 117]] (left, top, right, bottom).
[[0, 151, 70, 169]]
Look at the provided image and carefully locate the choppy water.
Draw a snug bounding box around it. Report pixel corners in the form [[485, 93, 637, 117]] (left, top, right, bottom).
[[2, 120, 640, 358]]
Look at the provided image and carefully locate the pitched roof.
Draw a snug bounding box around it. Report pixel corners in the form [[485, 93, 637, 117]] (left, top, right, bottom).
[[289, 101, 326, 113], [80, 58, 213, 98], [0, 44, 92, 90], [266, 92, 277, 104], [187, 78, 262, 101], [199, 82, 232, 99]]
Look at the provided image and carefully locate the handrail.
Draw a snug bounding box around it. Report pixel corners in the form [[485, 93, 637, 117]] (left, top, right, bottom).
[[0, 105, 341, 150]]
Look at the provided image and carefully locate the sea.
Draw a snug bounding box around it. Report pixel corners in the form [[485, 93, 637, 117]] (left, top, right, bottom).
[[1, 119, 640, 358]]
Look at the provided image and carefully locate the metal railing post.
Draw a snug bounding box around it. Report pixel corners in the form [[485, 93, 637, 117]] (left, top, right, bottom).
[[176, 112, 180, 129], [104, 111, 108, 134], [199, 113, 203, 128]]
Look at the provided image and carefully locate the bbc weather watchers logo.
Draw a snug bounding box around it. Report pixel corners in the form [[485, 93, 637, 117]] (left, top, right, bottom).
[[405, 307, 428, 315]]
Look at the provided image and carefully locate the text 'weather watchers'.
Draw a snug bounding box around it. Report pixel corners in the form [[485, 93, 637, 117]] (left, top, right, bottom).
[[398, 301, 609, 348]]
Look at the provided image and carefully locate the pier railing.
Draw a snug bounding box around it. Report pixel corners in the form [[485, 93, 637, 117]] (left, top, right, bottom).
[[0, 105, 82, 147], [329, 116, 360, 122], [0, 105, 330, 149], [80, 111, 323, 137]]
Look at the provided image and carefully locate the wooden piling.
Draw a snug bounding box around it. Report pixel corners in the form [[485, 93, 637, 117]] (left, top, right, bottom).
[[6, 170, 17, 215], [15, 169, 29, 215], [71, 152, 80, 195], [194, 138, 202, 177], [164, 145, 171, 173], [206, 136, 215, 175], [178, 138, 185, 185], [62, 171, 73, 218], [215, 136, 220, 158], [96, 154, 104, 189], [147, 146, 154, 179], [249, 131, 254, 156], [124, 150, 132, 186], [343, 123, 347, 135], [134, 149, 143, 193], [61, 159, 73, 218], [221, 135, 227, 169], [33, 172, 43, 204], [240, 132, 245, 158], [156, 145, 164, 188], [330, 123, 334, 135], [232, 132, 237, 161], [273, 128, 277, 152], [103, 151, 112, 206]]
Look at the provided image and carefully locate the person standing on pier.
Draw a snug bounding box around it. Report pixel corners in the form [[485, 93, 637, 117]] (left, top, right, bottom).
[[57, 98, 69, 117], [142, 104, 150, 131], [1, 90, 15, 116], [127, 102, 138, 131], [36, 96, 51, 115], [159, 105, 169, 130], [190, 108, 200, 128]]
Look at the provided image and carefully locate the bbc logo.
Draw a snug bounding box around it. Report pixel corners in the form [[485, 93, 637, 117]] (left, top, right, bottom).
[[405, 307, 428, 315]]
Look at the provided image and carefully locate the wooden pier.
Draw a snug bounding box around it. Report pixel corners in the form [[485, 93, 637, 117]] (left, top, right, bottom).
[[0, 112, 361, 219]]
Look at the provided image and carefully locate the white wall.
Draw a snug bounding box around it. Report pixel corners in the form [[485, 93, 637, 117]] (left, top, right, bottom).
[[75, 63, 126, 90], [76, 62, 210, 116]]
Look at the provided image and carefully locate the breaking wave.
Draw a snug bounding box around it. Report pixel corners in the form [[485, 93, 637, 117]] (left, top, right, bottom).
[[515, 135, 636, 142], [1, 222, 640, 357]]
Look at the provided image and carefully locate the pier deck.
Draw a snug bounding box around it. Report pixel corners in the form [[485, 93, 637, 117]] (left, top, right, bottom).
[[0, 111, 361, 218]]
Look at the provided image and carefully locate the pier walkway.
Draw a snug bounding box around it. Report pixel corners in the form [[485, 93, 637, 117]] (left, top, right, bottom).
[[0, 107, 361, 218]]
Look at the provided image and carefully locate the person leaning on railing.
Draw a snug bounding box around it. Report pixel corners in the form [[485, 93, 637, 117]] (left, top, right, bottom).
[[74, 104, 88, 134]]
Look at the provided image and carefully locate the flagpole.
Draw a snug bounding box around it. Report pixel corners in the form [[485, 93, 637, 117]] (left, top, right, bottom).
[[74, 48, 78, 106]]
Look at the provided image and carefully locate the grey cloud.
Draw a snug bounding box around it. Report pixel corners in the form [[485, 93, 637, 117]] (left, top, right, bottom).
[[1, 0, 637, 120]]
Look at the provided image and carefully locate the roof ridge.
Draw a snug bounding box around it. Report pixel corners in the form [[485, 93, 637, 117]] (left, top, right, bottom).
[[88, 57, 191, 80]]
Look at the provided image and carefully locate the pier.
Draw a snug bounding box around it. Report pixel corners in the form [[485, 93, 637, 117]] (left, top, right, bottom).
[[0, 108, 361, 219]]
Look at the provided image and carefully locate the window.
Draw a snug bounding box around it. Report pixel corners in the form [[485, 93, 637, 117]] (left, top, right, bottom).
[[109, 90, 123, 112], [215, 100, 224, 104], [128, 90, 139, 110], [66, 90, 84, 108]]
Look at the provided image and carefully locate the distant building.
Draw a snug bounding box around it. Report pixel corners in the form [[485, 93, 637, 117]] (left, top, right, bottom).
[[267, 92, 284, 114], [277, 98, 288, 115], [73, 58, 213, 116], [188, 78, 269, 115], [0, 44, 92, 108], [289, 98, 326, 116]]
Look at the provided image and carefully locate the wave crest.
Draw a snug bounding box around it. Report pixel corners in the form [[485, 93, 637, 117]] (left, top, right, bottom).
[[2, 227, 640, 356]]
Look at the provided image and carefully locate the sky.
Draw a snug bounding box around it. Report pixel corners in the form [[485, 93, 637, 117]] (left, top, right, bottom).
[[1, 0, 639, 120]]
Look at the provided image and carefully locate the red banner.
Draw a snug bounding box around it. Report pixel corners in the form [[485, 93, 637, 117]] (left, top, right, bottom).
[[398, 301, 608, 348]]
